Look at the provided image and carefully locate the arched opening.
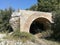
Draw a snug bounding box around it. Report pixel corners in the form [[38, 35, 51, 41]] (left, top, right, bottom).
[[29, 18, 51, 36], [7, 25, 13, 33], [30, 21, 45, 34]]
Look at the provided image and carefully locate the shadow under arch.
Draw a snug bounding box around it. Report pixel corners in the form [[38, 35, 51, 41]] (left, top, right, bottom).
[[29, 17, 51, 35], [7, 25, 13, 33]]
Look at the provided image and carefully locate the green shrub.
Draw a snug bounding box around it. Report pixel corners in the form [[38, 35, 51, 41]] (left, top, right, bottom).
[[5, 30, 36, 42]]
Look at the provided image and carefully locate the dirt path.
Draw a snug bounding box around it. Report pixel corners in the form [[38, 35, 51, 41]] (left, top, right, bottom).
[[35, 37, 60, 45]]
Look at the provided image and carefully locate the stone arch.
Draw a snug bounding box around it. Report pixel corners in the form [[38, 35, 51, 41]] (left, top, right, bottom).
[[23, 13, 52, 33], [29, 17, 51, 35]]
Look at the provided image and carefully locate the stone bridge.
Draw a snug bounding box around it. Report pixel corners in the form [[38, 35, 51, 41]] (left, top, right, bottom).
[[10, 10, 53, 35]]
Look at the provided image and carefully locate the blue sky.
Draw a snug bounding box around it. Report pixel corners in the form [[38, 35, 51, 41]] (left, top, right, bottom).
[[0, 0, 37, 10]]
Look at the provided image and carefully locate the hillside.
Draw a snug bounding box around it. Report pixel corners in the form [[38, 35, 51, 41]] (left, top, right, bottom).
[[0, 32, 60, 45]]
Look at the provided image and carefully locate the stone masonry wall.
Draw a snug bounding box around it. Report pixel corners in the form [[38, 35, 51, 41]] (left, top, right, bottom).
[[10, 10, 53, 33]]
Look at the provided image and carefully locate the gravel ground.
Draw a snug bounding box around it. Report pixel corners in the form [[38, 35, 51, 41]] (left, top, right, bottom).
[[0, 34, 60, 45], [0, 34, 6, 39]]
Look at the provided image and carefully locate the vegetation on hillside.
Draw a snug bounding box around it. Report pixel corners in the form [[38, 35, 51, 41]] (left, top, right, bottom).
[[0, 7, 14, 32], [4, 30, 36, 42]]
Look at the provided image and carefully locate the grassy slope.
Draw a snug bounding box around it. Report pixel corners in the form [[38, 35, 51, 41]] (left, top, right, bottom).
[[0, 32, 60, 45]]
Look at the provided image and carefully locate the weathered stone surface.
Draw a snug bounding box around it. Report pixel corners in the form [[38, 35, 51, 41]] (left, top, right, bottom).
[[9, 12, 20, 31], [10, 10, 53, 33]]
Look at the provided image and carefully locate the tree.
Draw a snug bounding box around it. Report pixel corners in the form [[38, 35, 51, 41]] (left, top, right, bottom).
[[37, 0, 60, 12], [52, 10, 60, 41], [27, 0, 60, 12], [0, 7, 14, 32]]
